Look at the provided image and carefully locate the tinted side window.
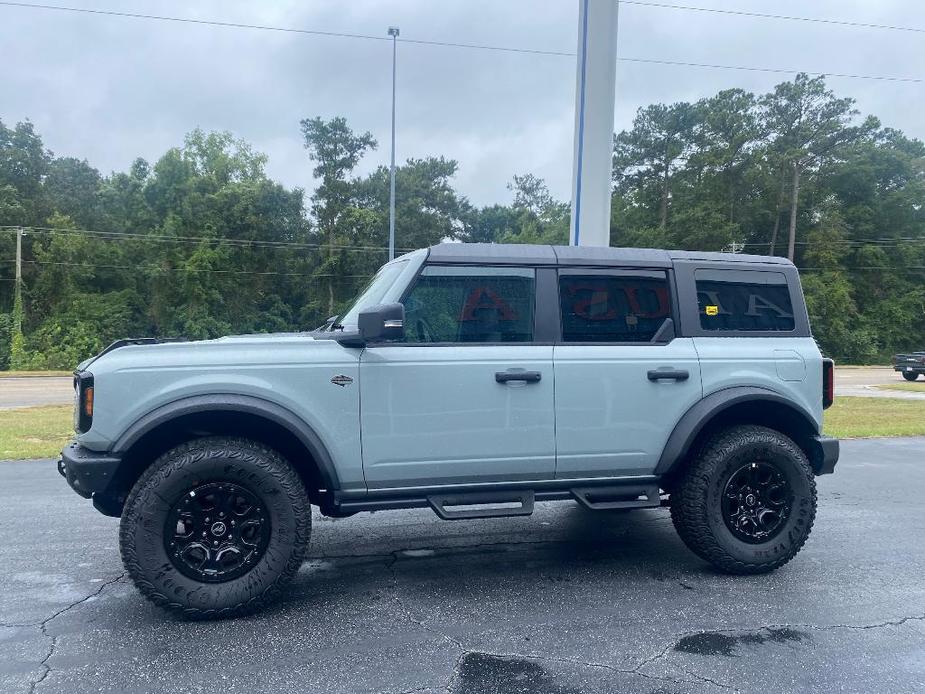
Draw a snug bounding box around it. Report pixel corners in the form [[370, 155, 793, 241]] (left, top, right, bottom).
[[696, 269, 794, 332], [402, 266, 535, 343], [559, 271, 671, 342]]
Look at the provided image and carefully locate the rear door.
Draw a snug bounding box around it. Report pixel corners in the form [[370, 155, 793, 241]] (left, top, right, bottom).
[[553, 268, 702, 478], [359, 265, 556, 489]]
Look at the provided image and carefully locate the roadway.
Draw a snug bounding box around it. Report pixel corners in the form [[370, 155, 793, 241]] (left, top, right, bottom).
[[0, 377, 73, 410]]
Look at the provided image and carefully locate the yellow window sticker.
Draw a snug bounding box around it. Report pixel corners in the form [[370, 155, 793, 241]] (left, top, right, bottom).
[[705, 305, 719, 316]]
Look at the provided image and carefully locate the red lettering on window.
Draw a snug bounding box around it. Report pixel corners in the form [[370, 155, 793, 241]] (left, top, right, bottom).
[[460, 287, 517, 321], [568, 282, 617, 320], [623, 285, 670, 318], [567, 280, 669, 321]]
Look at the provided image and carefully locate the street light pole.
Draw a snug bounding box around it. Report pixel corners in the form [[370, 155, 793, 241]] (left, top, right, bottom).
[[388, 25, 400, 261]]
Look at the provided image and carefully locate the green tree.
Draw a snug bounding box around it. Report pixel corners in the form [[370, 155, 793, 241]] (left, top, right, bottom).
[[26, 290, 143, 369], [44, 157, 103, 227], [460, 203, 516, 243], [614, 102, 697, 231], [0, 119, 50, 226], [0, 312, 11, 369], [690, 89, 760, 231], [759, 74, 870, 261], [356, 157, 470, 251], [461, 175, 569, 246], [300, 116, 377, 315], [800, 205, 877, 362]]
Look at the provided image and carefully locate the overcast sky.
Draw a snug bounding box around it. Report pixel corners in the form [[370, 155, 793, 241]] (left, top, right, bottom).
[[1, 0, 923, 208]]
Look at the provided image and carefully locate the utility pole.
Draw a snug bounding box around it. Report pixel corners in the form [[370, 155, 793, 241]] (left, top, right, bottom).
[[388, 25, 400, 261], [14, 226, 22, 334]]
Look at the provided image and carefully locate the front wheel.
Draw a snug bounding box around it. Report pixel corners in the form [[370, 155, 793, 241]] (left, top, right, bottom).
[[903, 371, 920, 382], [670, 425, 816, 574], [120, 437, 311, 618]]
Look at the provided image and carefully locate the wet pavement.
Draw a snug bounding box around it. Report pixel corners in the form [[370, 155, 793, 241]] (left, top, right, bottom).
[[1, 437, 924, 693]]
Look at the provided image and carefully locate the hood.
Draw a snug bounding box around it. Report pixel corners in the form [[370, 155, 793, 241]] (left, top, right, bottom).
[[78, 332, 328, 373]]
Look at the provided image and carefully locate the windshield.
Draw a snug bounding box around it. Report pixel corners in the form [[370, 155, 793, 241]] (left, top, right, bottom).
[[337, 260, 409, 329]]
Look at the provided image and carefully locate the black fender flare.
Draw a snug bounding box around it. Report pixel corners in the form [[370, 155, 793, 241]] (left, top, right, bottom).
[[111, 394, 341, 491], [654, 386, 819, 476]]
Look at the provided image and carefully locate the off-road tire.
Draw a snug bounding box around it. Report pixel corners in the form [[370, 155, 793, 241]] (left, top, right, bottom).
[[670, 425, 816, 574], [120, 437, 311, 618], [902, 372, 920, 382]]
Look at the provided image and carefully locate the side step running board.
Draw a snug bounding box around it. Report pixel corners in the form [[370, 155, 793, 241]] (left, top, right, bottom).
[[571, 484, 660, 511], [428, 491, 535, 520]]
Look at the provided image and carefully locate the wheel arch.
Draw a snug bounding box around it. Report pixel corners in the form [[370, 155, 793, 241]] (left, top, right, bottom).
[[656, 387, 822, 485], [103, 394, 340, 512]]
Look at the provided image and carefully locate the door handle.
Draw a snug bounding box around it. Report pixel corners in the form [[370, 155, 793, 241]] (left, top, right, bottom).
[[647, 368, 689, 382], [495, 370, 542, 384]]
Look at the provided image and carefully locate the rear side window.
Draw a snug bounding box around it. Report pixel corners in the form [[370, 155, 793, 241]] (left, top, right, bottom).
[[695, 269, 794, 332], [559, 271, 671, 342], [402, 266, 535, 343]]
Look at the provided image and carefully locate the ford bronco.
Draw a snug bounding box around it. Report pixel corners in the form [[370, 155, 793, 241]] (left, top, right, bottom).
[[60, 243, 838, 617]]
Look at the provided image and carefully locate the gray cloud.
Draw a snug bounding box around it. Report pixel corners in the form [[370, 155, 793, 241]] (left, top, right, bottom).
[[1, 0, 922, 208]]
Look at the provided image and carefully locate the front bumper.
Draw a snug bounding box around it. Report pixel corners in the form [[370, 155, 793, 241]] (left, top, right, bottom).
[[810, 435, 839, 475], [58, 441, 122, 499]]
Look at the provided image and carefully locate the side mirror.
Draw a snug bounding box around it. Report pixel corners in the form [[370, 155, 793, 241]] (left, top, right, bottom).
[[358, 303, 405, 342]]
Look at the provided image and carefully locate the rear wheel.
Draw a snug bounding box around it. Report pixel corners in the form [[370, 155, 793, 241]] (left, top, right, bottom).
[[902, 372, 920, 381], [670, 425, 816, 574], [120, 437, 311, 618]]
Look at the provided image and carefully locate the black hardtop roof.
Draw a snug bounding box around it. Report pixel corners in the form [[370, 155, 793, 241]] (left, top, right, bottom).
[[425, 243, 793, 268]]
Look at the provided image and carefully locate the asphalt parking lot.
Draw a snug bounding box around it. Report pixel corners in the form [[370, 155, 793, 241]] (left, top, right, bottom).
[[1, 437, 924, 694]]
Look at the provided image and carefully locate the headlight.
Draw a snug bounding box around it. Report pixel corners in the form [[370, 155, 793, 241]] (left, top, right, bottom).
[[73, 372, 94, 433]]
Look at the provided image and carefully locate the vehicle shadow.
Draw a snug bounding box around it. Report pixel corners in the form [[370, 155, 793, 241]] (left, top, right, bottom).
[[273, 503, 718, 615]]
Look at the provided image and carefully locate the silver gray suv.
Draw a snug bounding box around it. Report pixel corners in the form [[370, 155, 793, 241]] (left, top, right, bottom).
[[60, 243, 838, 617]]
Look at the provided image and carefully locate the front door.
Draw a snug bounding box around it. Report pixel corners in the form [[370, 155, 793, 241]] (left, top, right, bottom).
[[553, 268, 703, 478], [360, 265, 556, 489]]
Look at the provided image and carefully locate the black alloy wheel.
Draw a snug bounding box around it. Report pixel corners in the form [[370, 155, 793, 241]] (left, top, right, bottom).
[[720, 461, 792, 544], [165, 481, 272, 583]]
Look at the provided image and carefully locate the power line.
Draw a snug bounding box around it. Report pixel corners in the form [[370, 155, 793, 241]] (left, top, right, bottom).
[[0, 1, 571, 56], [619, 57, 922, 84], [800, 266, 925, 271], [0, 2, 394, 43], [6, 225, 924, 256], [0, 257, 373, 278], [0, 225, 416, 253], [401, 37, 570, 57], [622, 1, 925, 36], [1, 1, 921, 83], [6, 252, 925, 276], [740, 238, 925, 248]]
